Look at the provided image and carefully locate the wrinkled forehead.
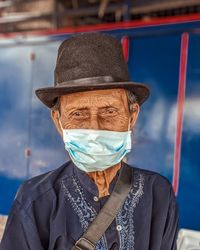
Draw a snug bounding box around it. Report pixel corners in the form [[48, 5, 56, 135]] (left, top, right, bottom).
[[60, 88, 129, 109]]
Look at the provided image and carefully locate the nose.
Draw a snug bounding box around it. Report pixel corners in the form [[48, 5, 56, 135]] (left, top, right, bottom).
[[90, 114, 100, 130]]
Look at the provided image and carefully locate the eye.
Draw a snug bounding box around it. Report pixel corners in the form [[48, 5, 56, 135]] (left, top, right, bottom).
[[100, 107, 118, 117], [73, 111, 82, 117], [71, 110, 89, 119], [107, 109, 116, 114]]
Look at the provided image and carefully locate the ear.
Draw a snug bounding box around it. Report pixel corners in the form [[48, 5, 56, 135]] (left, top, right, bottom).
[[51, 110, 63, 137], [129, 103, 140, 130]]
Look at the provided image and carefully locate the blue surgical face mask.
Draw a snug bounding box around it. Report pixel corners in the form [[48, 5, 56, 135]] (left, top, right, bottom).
[[58, 114, 132, 172]]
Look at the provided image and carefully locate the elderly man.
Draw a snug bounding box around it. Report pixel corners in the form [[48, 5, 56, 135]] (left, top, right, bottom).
[[0, 33, 178, 250]]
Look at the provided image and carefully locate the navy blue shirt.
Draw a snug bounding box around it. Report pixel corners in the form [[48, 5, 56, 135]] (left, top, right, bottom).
[[0, 161, 178, 250]]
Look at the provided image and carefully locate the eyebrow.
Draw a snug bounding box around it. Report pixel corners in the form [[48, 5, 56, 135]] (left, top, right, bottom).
[[67, 104, 119, 111], [98, 105, 119, 109], [63, 105, 120, 116], [64, 106, 89, 113]]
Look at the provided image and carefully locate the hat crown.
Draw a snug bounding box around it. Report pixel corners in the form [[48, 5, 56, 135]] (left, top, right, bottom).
[[54, 33, 130, 85], [35, 32, 150, 109]]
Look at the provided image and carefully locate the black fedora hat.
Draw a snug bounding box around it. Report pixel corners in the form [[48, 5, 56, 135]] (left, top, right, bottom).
[[35, 32, 150, 108]]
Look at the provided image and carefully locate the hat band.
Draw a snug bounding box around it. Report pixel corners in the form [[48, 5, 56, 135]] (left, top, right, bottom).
[[56, 75, 127, 87]]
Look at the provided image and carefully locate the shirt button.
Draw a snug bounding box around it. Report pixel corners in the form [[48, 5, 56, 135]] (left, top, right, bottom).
[[93, 196, 99, 202], [116, 225, 122, 231]]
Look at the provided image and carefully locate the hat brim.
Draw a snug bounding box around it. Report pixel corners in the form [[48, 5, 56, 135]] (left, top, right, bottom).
[[35, 81, 150, 108]]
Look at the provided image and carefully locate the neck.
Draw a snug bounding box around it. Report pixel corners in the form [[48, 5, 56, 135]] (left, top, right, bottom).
[[87, 162, 122, 198]]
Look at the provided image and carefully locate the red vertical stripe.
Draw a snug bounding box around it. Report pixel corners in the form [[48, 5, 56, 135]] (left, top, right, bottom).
[[173, 33, 189, 195], [121, 36, 129, 62]]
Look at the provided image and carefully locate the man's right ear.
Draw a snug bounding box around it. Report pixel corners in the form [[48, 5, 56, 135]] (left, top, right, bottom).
[[51, 110, 63, 136]]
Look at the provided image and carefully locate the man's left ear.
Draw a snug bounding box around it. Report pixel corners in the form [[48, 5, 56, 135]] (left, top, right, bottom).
[[129, 103, 140, 130]]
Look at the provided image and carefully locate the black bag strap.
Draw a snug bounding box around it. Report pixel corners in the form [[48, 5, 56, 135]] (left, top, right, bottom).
[[71, 163, 133, 250]]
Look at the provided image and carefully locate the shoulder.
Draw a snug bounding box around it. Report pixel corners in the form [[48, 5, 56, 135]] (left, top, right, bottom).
[[127, 164, 177, 209], [15, 161, 73, 209], [128, 164, 174, 196]]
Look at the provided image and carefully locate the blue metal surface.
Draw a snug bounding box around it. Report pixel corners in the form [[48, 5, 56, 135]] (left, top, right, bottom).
[[177, 33, 200, 230], [127, 34, 181, 181], [0, 46, 30, 177], [0, 20, 199, 230], [0, 43, 67, 214]]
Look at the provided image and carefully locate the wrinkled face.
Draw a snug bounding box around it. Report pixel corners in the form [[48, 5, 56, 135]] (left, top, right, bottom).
[[52, 88, 140, 135]]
